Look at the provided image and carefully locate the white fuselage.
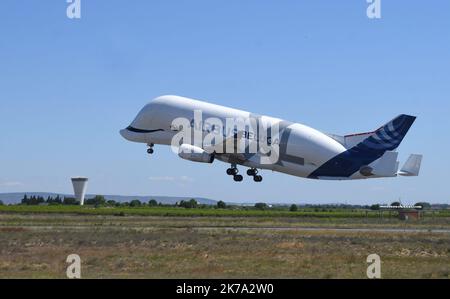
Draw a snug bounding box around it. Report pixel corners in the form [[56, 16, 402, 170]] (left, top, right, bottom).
[[120, 95, 352, 179], [120, 95, 418, 180]]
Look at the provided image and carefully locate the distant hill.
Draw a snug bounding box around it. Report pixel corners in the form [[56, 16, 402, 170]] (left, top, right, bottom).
[[0, 192, 217, 206]]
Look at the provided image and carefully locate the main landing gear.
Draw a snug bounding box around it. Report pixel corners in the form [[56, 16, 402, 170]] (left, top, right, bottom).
[[226, 165, 262, 182], [247, 168, 263, 182], [226, 165, 243, 182], [147, 143, 154, 154]]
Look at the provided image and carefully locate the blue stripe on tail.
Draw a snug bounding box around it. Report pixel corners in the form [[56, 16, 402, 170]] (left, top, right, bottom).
[[360, 115, 416, 151], [308, 115, 416, 178]]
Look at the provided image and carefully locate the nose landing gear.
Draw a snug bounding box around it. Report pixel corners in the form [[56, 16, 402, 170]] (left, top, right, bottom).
[[147, 143, 154, 154]]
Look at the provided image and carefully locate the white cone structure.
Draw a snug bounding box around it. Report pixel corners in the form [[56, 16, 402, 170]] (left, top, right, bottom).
[[71, 177, 88, 206]]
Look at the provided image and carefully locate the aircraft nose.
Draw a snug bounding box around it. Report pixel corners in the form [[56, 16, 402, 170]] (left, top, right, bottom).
[[120, 127, 146, 143], [120, 128, 130, 140]]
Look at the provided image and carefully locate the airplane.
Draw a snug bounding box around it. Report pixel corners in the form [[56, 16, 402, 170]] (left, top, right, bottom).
[[120, 95, 422, 182]]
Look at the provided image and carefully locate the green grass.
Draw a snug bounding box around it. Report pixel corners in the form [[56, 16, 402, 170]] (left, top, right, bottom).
[[0, 205, 368, 218], [1, 213, 449, 278], [1, 204, 448, 218]]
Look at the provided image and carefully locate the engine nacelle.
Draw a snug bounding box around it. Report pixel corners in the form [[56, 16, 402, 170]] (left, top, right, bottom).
[[178, 144, 215, 163], [359, 166, 374, 177]]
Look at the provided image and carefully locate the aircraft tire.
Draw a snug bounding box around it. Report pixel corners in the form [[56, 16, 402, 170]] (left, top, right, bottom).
[[233, 175, 243, 182], [253, 175, 263, 182]]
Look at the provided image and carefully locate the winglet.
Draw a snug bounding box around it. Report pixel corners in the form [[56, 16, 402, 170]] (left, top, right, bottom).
[[398, 154, 423, 176]]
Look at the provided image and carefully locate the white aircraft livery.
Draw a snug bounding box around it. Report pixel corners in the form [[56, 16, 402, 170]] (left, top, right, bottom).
[[120, 95, 422, 182]]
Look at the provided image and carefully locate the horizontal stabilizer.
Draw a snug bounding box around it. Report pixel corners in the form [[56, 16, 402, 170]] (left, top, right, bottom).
[[398, 154, 423, 176]]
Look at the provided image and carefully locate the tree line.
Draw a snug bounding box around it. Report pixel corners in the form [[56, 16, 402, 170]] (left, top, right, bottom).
[[19, 194, 161, 207], [15, 195, 272, 211], [21, 194, 77, 206], [11, 195, 434, 212]]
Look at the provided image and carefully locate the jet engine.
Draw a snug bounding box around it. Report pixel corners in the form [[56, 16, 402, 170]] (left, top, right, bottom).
[[359, 166, 374, 177], [178, 144, 215, 163]]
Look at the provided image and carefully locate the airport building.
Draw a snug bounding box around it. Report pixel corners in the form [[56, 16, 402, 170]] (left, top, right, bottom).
[[398, 210, 421, 220]]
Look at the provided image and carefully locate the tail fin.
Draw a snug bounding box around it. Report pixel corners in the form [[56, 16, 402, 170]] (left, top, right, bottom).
[[309, 115, 417, 179], [359, 115, 416, 151], [398, 154, 423, 176]]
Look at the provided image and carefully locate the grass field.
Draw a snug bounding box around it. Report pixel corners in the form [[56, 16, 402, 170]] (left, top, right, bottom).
[[0, 208, 449, 279], [1, 204, 450, 218]]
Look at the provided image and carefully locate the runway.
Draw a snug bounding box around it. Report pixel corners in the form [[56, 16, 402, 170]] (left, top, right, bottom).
[[4, 225, 450, 234]]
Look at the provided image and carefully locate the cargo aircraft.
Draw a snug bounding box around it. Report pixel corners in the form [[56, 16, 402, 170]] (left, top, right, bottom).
[[121, 95, 422, 182]]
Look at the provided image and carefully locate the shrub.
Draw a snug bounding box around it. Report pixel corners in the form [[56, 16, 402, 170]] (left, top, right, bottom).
[[148, 199, 158, 207], [130, 200, 142, 207], [21, 195, 45, 205], [254, 203, 269, 210], [106, 200, 117, 206], [85, 195, 106, 206], [217, 201, 227, 209], [370, 204, 380, 210], [179, 199, 198, 209], [289, 204, 298, 212], [63, 197, 79, 205]]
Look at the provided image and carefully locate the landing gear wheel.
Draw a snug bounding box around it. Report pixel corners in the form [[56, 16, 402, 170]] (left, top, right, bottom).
[[233, 174, 243, 182], [247, 168, 257, 176], [227, 168, 238, 176], [253, 175, 263, 182], [147, 143, 154, 155]]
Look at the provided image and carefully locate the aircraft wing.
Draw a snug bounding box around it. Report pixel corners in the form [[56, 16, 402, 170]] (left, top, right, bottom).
[[203, 131, 246, 156]]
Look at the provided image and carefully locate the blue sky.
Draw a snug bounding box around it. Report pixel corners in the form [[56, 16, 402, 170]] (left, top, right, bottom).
[[0, 0, 449, 204]]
